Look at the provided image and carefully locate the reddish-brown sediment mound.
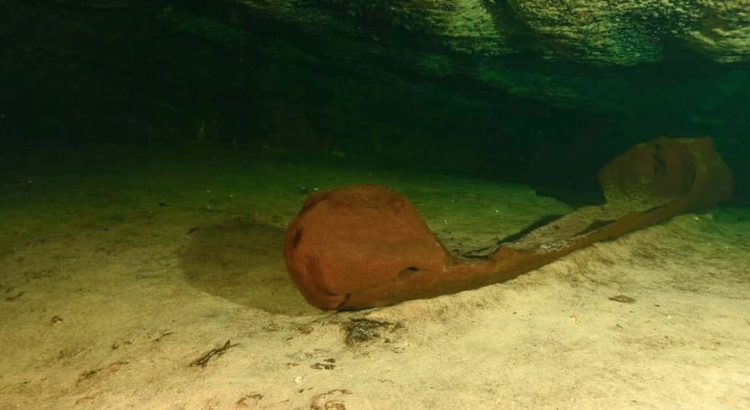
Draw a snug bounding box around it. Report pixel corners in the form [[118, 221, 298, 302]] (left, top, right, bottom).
[[285, 138, 733, 310]]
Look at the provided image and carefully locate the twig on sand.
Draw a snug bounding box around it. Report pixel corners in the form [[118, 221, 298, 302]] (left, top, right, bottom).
[[190, 340, 237, 368]]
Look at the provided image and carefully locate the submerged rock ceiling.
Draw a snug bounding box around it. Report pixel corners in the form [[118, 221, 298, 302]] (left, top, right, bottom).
[[17, 0, 750, 113], [223, 0, 750, 115], [7, 0, 749, 187], [239, 0, 750, 65]]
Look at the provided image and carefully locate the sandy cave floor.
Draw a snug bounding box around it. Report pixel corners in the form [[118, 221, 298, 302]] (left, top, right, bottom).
[[0, 146, 749, 409]]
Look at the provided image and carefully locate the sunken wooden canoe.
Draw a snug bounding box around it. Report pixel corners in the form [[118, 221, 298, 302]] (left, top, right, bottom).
[[284, 138, 733, 310]]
